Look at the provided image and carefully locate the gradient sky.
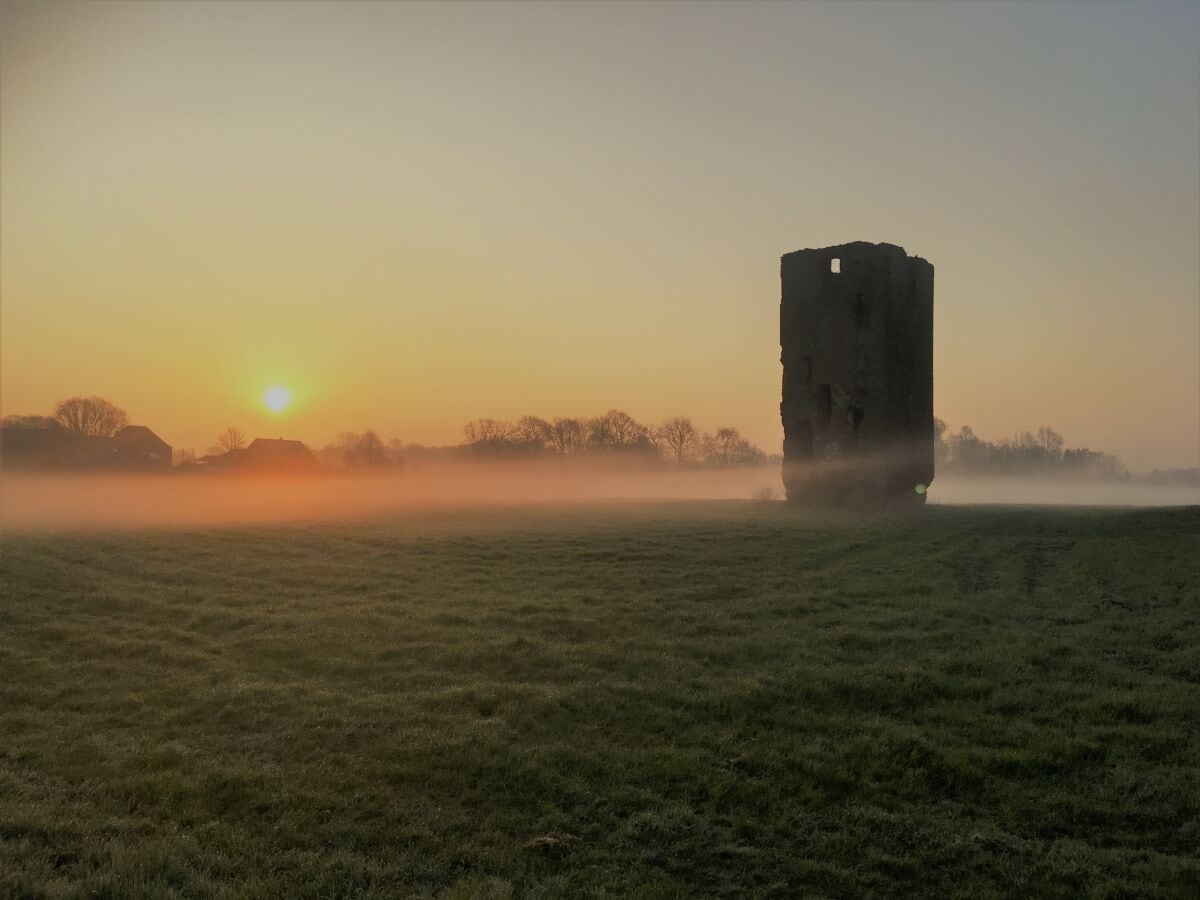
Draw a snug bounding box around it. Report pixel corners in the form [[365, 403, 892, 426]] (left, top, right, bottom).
[[2, 0, 1197, 469]]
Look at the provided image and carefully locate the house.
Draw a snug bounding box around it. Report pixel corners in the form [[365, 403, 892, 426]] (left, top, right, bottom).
[[203, 438, 319, 473], [110, 425, 172, 470], [0, 425, 84, 468], [0, 423, 172, 470]]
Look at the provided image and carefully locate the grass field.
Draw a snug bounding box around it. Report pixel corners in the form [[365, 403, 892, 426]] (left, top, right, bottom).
[[2, 502, 1198, 898]]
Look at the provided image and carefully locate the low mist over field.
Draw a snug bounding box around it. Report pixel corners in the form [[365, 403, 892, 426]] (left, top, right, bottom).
[[1, 465, 1194, 532], [0, 465, 773, 531], [928, 475, 1198, 509]]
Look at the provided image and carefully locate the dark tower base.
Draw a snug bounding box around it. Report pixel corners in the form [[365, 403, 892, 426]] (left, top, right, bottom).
[[780, 242, 933, 506]]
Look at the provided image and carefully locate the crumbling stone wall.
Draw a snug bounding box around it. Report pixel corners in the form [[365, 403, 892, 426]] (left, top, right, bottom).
[[780, 242, 933, 505]]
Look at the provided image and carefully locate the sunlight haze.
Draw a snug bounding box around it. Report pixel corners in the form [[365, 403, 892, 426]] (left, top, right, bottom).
[[2, 0, 1197, 469]]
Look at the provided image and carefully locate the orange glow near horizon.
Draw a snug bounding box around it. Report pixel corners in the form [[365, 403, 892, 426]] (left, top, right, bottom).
[[0, 2, 1197, 470]]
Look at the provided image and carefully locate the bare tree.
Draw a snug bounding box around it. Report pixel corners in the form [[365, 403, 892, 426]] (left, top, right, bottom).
[[329, 432, 361, 468], [703, 427, 733, 467], [53, 396, 128, 438], [657, 420, 700, 465], [548, 417, 586, 454], [1035, 426, 1065, 459], [513, 415, 553, 449], [939, 421, 1131, 478], [702, 427, 766, 467], [588, 409, 648, 449], [213, 427, 245, 454], [462, 419, 512, 447], [330, 430, 388, 468], [656, 417, 699, 465], [947, 425, 987, 471], [358, 429, 386, 467]]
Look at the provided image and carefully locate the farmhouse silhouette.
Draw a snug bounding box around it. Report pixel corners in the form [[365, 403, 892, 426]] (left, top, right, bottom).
[[780, 242, 934, 505], [0, 423, 173, 470], [200, 438, 319, 473]]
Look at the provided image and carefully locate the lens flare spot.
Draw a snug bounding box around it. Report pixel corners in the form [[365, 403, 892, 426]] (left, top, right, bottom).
[[914, 483, 927, 494], [263, 386, 292, 412]]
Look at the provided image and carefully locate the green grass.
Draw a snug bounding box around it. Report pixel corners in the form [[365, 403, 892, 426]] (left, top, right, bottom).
[[1, 502, 1198, 898]]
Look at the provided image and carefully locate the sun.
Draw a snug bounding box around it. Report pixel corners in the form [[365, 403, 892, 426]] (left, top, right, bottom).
[[263, 385, 292, 412]]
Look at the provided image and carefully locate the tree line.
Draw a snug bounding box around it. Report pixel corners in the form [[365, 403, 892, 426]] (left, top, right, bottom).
[[6, 396, 1193, 485], [457, 410, 769, 467], [934, 420, 1131, 479], [192, 411, 769, 470]]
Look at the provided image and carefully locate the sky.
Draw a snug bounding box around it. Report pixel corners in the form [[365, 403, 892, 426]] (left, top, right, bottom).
[[2, 0, 1197, 470]]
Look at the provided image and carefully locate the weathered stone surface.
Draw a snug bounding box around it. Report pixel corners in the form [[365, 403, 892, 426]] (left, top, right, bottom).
[[780, 242, 933, 505]]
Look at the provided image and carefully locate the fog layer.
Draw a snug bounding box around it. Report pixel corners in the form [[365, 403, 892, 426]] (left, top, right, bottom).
[[1, 463, 780, 532], [1, 465, 1194, 532]]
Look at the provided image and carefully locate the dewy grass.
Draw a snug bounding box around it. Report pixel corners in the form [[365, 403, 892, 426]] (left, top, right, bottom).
[[1, 502, 1197, 897]]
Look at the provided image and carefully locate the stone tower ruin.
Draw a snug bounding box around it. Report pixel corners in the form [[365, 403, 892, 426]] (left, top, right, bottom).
[[780, 242, 933, 505]]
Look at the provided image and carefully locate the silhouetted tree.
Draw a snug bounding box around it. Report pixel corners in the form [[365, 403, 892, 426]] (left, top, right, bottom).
[[358, 430, 386, 467], [463, 419, 513, 447], [947, 425, 987, 471], [656, 417, 700, 465], [211, 427, 245, 454], [938, 421, 1129, 479], [1062, 447, 1128, 479], [701, 427, 766, 467], [332, 430, 390, 468], [1, 415, 60, 429], [588, 409, 649, 449], [326, 432, 362, 468], [53, 396, 128, 438], [548, 417, 586, 454], [513, 416, 553, 450], [1035, 426, 1065, 459], [986, 429, 1065, 471]]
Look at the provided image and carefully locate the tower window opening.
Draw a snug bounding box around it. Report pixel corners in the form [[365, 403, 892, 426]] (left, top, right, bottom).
[[830, 257, 841, 274]]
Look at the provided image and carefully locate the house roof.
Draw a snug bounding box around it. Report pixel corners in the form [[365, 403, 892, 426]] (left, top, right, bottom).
[[198, 439, 318, 471], [247, 437, 313, 455], [240, 438, 319, 468], [113, 425, 171, 449]]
